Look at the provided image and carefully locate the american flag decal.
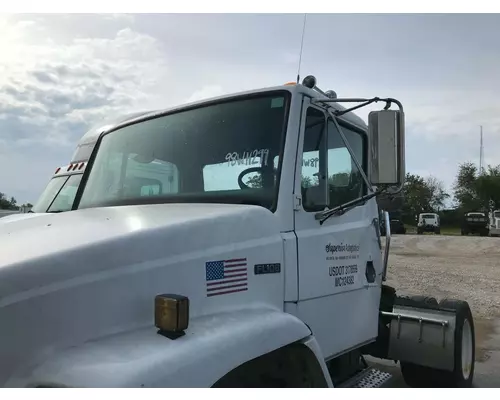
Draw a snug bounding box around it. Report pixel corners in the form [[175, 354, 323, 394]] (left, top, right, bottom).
[[205, 258, 248, 297]]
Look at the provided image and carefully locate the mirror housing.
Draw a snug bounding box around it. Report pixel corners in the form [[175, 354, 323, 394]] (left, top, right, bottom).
[[368, 110, 405, 189]]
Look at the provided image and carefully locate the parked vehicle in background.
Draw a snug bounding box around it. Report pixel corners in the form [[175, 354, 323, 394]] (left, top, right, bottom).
[[489, 210, 500, 237], [392, 219, 406, 234], [417, 213, 440, 234], [461, 211, 489, 237], [380, 218, 406, 235]]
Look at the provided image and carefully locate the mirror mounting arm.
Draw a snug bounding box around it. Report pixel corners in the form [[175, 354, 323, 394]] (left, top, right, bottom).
[[314, 96, 405, 193], [312, 97, 404, 115]]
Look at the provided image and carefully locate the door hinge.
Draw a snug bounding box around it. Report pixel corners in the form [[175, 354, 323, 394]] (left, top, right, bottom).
[[294, 195, 302, 211]]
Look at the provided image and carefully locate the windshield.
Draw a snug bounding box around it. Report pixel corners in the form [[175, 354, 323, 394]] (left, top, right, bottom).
[[47, 174, 83, 212], [32, 174, 83, 213], [494, 211, 500, 219], [33, 176, 68, 212], [421, 214, 435, 219], [77, 92, 290, 211]]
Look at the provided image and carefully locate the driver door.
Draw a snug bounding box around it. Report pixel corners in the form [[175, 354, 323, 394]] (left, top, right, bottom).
[[293, 101, 382, 359]]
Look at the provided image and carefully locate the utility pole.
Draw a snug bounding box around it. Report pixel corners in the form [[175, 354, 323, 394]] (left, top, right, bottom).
[[479, 125, 484, 175]]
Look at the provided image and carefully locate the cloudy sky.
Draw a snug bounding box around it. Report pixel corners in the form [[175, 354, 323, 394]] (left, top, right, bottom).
[[1, 13, 499, 205]]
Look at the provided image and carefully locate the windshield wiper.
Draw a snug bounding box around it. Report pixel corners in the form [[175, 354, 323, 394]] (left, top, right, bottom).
[[315, 190, 382, 226]]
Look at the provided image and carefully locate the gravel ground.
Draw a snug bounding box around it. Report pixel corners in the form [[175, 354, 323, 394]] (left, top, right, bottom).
[[384, 234, 500, 320]]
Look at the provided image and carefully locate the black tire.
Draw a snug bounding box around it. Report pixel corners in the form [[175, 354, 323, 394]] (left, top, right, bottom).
[[400, 362, 440, 388], [438, 299, 475, 387], [400, 299, 475, 388]]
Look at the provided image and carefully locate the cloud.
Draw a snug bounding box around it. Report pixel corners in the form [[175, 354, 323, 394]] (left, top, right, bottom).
[[0, 15, 170, 203], [0, 18, 169, 140], [185, 85, 225, 103]]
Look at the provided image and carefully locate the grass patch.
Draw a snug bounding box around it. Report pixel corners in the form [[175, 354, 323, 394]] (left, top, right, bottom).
[[440, 227, 461, 236], [403, 224, 461, 236]]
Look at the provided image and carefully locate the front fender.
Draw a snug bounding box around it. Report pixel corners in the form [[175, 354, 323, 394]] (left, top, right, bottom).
[[8, 307, 312, 388]]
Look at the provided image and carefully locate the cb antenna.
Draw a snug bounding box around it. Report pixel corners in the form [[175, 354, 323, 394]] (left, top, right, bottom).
[[296, 13, 307, 84]]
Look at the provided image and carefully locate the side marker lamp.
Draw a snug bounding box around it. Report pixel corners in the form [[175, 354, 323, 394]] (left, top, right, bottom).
[[154, 294, 189, 340]]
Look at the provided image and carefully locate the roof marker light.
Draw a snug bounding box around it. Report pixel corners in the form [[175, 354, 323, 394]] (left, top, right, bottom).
[[302, 75, 317, 89], [325, 90, 337, 99]]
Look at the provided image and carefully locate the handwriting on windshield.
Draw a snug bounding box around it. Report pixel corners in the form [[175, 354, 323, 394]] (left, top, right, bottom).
[[225, 149, 270, 167], [303, 157, 319, 167]]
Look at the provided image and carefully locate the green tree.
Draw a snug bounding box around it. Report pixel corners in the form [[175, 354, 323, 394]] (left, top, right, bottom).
[[400, 173, 448, 222], [452, 162, 500, 212], [401, 173, 430, 218], [453, 162, 483, 211], [425, 175, 450, 211], [475, 165, 500, 211], [0, 192, 18, 210]]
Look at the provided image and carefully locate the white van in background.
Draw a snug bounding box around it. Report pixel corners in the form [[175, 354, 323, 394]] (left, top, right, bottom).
[[490, 210, 500, 237], [417, 212, 440, 235]]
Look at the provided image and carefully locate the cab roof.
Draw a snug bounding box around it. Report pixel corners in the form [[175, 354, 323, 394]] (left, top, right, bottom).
[[76, 83, 368, 146], [78, 110, 157, 146]]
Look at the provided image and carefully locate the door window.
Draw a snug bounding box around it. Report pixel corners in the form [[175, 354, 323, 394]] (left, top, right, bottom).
[[327, 120, 367, 209], [300, 107, 327, 212], [299, 108, 368, 212]]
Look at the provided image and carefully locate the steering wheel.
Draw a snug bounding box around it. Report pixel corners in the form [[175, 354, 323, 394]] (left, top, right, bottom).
[[238, 167, 266, 190]]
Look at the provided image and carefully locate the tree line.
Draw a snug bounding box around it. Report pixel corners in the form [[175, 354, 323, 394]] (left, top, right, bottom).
[[398, 161, 500, 226], [0, 192, 32, 211]]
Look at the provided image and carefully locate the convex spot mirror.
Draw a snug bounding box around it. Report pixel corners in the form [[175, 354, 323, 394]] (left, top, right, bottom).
[[368, 110, 405, 188]]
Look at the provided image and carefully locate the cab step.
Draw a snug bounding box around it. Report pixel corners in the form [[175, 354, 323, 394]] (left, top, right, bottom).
[[338, 367, 392, 388]]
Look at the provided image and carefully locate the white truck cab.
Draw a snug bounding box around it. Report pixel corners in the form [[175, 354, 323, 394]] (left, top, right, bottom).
[[0, 76, 475, 388], [417, 212, 440, 235], [490, 210, 500, 237]]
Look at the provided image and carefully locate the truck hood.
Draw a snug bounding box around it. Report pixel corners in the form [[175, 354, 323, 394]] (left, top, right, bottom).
[[0, 203, 279, 295], [0, 213, 48, 224], [0, 203, 284, 387]]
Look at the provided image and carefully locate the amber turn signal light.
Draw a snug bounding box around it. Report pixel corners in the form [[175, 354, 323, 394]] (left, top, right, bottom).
[[154, 294, 189, 339]]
